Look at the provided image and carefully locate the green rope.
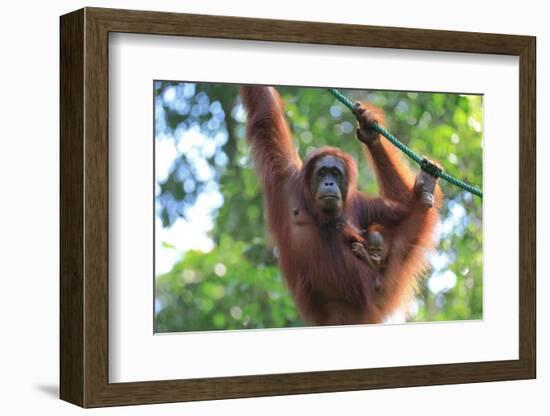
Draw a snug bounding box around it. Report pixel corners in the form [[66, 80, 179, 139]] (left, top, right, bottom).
[[328, 88, 483, 198]]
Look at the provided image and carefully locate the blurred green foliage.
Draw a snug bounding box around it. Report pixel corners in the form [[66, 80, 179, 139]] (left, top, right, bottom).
[[154, 82, 483, 332]]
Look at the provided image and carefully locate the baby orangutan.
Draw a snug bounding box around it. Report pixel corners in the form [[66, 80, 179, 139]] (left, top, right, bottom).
[[360, 224, 388, 270], [339, 222, 389, 289]]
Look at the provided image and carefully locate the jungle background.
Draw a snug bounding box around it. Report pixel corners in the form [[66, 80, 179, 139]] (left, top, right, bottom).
[[154, 82, 483, 332]]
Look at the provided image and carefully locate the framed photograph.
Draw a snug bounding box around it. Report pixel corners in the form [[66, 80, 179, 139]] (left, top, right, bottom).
[[60, 7, 536, 408]]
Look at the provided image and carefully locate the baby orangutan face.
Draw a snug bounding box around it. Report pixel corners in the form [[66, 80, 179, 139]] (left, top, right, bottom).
[[366, 230, 386, 267]]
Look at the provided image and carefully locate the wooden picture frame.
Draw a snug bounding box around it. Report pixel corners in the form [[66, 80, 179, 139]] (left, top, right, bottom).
[[60, 7, 536, 408]]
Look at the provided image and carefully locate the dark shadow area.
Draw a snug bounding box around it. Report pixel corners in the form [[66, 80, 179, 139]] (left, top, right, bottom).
[[35, 384, 59, 399]]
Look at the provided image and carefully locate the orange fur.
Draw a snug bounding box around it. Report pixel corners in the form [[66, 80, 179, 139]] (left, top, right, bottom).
[[241, 85, 441, 325]]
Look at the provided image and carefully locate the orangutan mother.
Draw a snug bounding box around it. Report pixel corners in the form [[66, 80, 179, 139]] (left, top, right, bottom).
[[241, 85, 441, 325]]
